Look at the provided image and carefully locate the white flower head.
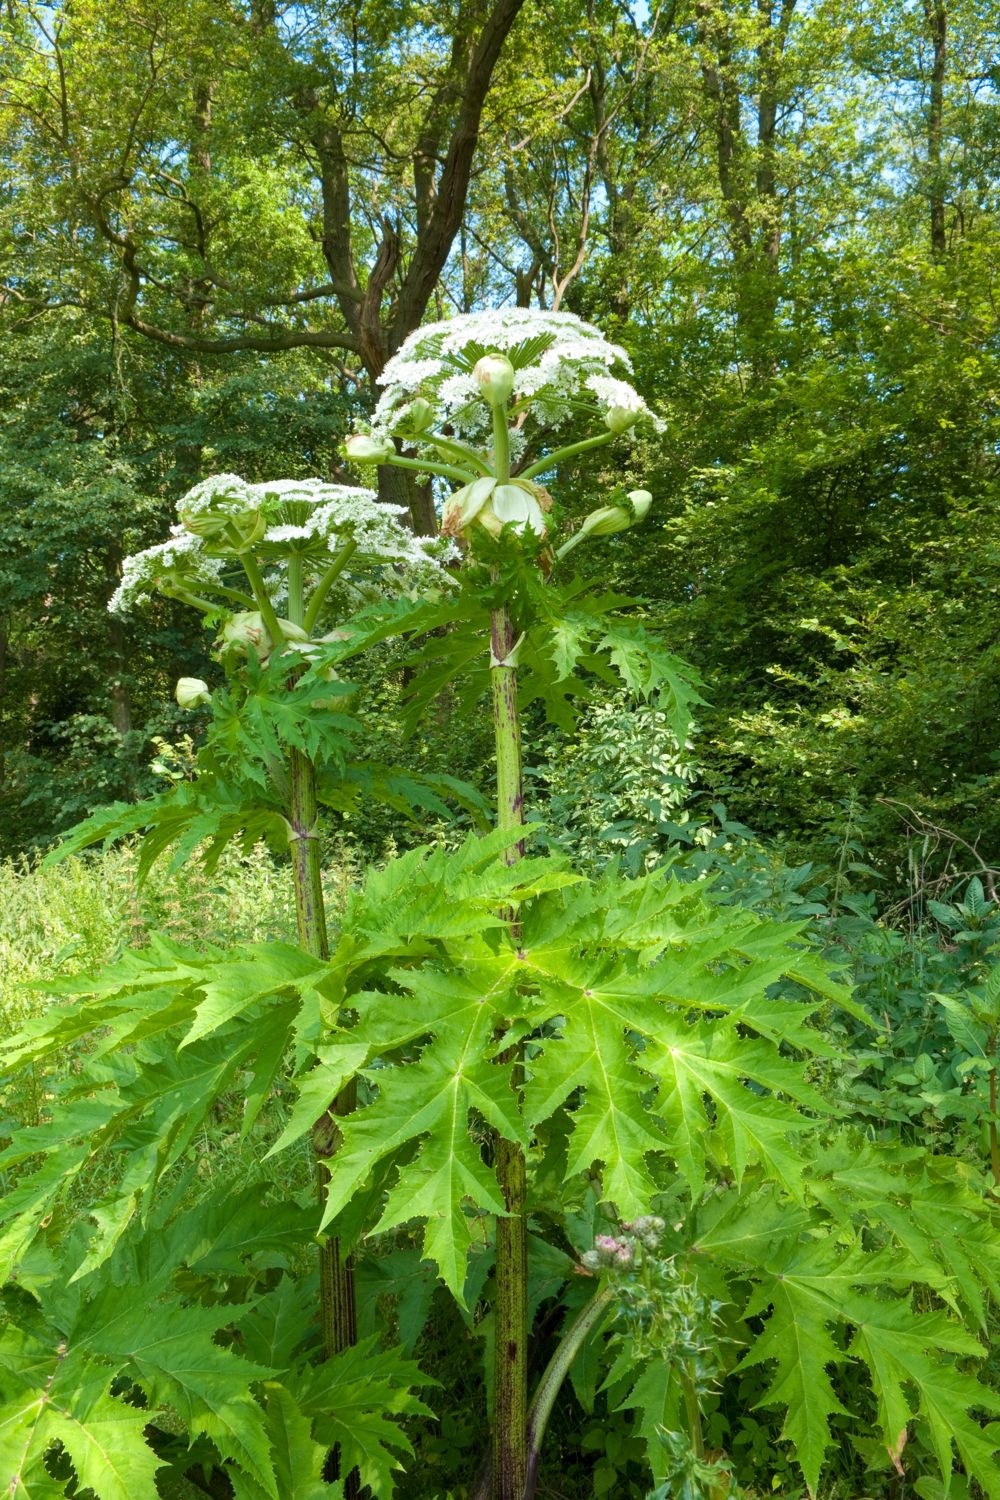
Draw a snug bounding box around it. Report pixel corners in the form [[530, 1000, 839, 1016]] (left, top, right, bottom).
[[111, 476, 453, 615], [372, 309, 662, 444], [108, 528, 226, 615]]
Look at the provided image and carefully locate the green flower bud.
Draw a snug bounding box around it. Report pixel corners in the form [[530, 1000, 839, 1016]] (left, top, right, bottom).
[[473, 353, 515, 408], [175, 677, 211, 709], [578, 506, 630, 540], [345, 433, 394, 463], [491, 482, 547, 537], [220, 612, 308, 657], [626, 488, 653, 521], [441, 476, 496, 538], [221, 611, 268, 653], [405, 397, 435, 433], [558, 488, 652, 560], [442, 476, 549, 542], [180, 505, 267, 552], [605, 405, 639, 434], [276, 619, 309, 643]]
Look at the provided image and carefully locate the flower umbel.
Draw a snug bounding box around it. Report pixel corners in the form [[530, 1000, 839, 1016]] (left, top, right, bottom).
[[346, 308, 659, 558]]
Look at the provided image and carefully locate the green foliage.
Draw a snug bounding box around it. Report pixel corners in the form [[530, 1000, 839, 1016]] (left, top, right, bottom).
[[531, 689, 697, 871], [51, 640, 487, 878], [0, 1183, 429, 1499]]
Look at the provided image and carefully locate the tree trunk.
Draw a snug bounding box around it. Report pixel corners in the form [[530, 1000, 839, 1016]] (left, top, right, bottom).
[[924, 0, 948, 258]]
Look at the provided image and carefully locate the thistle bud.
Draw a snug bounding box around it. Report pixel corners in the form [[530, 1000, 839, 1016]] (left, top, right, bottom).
[[345, 433, 394, 464], [473, 353, 515, 408], [175, 677, 210, 709], [605, 405, 639, 434]]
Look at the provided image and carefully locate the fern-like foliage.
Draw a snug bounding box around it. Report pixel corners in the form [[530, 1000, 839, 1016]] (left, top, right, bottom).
[[47, 645, 486, 876], [0, 1178, 430, 1499]]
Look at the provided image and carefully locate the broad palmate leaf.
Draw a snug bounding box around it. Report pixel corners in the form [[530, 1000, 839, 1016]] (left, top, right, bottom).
[[281, 840, 854, 1296]]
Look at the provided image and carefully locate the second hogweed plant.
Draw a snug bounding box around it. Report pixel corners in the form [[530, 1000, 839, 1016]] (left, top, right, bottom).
[[2, 310, 1000, 1500]]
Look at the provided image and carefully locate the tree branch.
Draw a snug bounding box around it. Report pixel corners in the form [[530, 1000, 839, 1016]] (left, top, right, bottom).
[[391, 0, 528, 345]]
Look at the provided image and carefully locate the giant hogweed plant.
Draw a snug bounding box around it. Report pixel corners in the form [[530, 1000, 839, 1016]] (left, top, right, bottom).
[[341, 311, 1000, 1499], [318, 313, 1000, 1498], [0, 311, 998, 1500], [0, 477, 461, 1497]]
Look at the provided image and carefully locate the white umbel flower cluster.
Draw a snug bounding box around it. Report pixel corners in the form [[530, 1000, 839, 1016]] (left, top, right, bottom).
[[370, 308, 662, 442], [108, 529, 227, 615], [109, 474, 451, 615]]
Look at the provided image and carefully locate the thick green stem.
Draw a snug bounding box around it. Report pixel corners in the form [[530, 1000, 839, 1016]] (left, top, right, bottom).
[[384, 452, 475, 484], [303, 539, 358, 636], [490, 594, 528, 1500], [163, 588, 230, 615], [428, 433, 492, 475], [286, 560, 358, 1495], [287, 553, 304, 623], [519, 430, 614, 481], [680, 1364, 706, 1459], [492, 406, 511, 485], [990, 1061, 1000, 1189], [238, 550, 286, 646]]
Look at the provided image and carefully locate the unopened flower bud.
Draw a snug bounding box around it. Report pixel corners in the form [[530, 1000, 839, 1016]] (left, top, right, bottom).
[[181, 506, 267, 552], [594, 1235, 626, 1265], [441, 477, 496, 539], [491, 482, 547, 538], [275, 619, 309, 643], [221, 611, 268, 653], [407, 397, 435, 432], [345, 433, 394, 464], [626, 489, 652, 522], [473, 353, 515, 408], [175, 677, 210, 709], [605, 405, 639, 434], [575, 489, 653, 544]]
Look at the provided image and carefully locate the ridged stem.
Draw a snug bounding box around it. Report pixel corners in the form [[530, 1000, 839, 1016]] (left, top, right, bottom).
[[470, 1286, 615, 1500], [490, 593, 528, 1500], [303, 539, 358, 636], [286, 561, 359, 1498], [518, 430, 614, 481]]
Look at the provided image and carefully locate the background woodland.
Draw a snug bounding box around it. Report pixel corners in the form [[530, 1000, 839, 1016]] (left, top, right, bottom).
[[1, 0, 997, 899]]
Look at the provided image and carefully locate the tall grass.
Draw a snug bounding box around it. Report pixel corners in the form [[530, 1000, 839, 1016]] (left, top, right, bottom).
[[0, 841, 359, 1037]]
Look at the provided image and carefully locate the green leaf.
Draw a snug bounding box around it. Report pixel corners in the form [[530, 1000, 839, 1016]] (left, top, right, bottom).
[[258, 1383, 332, 1500], [648, 1017, 824, 1196], [0, 1306, 163, 1500], [851, 1299, 1000, 1493], [739, 1274, 849, 1493], [78, 1285, 278, 1496], [319, 966, 526, 1299], [293, 1338, 432, 1499]]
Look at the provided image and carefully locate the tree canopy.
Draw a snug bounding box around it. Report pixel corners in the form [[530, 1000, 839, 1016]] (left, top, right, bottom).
[[1, 0, 998, 884]]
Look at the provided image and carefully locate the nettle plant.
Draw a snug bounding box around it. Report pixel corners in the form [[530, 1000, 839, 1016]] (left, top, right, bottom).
[[1, 310, 1000, 1500]]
